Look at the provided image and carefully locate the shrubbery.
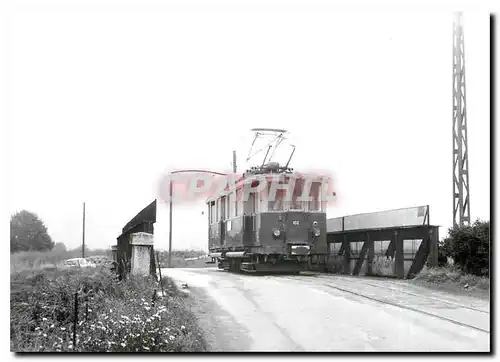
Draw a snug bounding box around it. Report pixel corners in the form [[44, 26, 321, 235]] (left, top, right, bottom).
[[439, 219, 489, 277], [11, 266, 207, 352]]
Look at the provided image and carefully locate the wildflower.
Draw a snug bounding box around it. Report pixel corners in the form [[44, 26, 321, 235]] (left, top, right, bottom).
[[169, 335, 175, 341], [121, 343, 126, 348], [121, 315, 130, 320], [110, 309, 113, 313], [61, 327, 66, 331], [181, 325, 186, 330], [145, 307, 151, 311], [43, 334, 47, 337], [35, 327, 40, 331], [143, 346, 150, 351], [42, 318, 47, 321], [50, 324, 55, 328]]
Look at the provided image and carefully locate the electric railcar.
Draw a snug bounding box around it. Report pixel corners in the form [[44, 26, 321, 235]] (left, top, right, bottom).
[[207, 162, 329, 274]]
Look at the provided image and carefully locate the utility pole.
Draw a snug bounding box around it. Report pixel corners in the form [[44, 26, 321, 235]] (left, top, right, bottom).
[[168, 181, 173, 268], [82, 202, 86, 258], [233, 150, 237, 173], [452, 12, 471, 227]]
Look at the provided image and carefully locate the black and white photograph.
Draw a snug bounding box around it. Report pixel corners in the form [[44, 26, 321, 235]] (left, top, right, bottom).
[[4, 0, 493, 354]]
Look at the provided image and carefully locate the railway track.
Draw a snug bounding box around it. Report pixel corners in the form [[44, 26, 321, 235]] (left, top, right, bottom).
[[279, 275, 490, 334], [314, 274, 489, 314]]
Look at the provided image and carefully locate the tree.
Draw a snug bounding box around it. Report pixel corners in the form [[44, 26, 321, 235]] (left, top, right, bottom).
[[52, 242, 67, 253], [441, 219, 489, 276], [10, 210, 55, 253]]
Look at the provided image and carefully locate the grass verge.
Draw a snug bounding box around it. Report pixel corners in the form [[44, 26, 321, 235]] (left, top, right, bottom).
[[410, 265, 490, 300], [11, 266, 207, 352]]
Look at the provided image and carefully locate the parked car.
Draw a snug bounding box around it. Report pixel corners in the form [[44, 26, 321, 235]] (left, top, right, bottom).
[[84, 256, 118, 273], [62, 258, 96, 269]]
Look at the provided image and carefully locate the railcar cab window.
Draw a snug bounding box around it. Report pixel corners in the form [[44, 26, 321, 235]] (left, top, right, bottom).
[[264, 180, 324, 212], [267, 179, 308, 211], [308, 181, 322, 212]]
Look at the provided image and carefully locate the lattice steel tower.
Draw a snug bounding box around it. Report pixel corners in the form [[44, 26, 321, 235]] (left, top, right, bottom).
[[452, 12, 471, 227]]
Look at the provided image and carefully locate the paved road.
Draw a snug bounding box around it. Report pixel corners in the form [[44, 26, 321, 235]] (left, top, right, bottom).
[[162, 267, 490, 352]]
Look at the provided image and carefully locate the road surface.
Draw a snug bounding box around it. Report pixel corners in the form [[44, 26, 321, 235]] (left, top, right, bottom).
[[162, 267, 490, 352]]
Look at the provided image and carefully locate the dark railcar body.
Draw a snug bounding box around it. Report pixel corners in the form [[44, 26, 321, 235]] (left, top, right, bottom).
[[207, 171, 329, 273]]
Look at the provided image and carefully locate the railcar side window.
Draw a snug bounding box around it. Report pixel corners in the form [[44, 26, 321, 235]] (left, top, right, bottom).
[[236, 188, 242, 216], [209, 201, 215, 224], [228, 192, 235, 219], [216, 199, 219, 221], [220, 196, 226, 220]]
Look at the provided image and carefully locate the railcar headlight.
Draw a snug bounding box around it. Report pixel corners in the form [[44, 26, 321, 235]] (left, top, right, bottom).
[[273, 229, 281, 237], [312, 221, 318, 226]]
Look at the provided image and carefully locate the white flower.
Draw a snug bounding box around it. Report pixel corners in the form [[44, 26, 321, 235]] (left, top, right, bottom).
[[169, 335, 175, 340], [144, 306, 151, 311], [43, 333, 47, 337], [143, 346, 150, 350], [121, 343, 126, 347], [60, 327, 66, 331], [42, 318, 47, 321], [50, 324, 54, 328], [121, 315, 130, 320], [180, 325, 186, 330]]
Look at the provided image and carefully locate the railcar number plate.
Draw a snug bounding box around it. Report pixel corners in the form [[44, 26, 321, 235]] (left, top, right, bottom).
[[292, 220, 300, 226]]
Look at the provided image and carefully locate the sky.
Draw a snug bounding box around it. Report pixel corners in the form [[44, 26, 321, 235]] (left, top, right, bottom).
[[5, 6, 490, 252]]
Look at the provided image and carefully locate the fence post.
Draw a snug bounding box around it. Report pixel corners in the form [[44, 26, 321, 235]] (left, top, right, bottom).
[[156, 251, 165, 297], [73, 292, 78, 350]]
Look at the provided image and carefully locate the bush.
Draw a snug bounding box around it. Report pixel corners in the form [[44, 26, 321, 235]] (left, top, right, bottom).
[[441, 219, 489, 276]]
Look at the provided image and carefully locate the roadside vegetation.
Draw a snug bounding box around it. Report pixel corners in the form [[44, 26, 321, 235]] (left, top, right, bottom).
[[11, 266, 207, 352], [413, 219, 489, 298], [10, 210, 207, 352], [157, 250, 210, 269]]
